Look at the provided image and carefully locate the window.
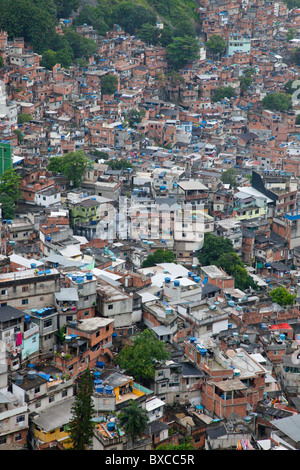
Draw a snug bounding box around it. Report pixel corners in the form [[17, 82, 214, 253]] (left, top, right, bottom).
[[16, 415, 25, 424], [49, 395, 55, 403], [44, 319, 52, 328], [22, 299, 28, 305], [108, 304, 113, 310], [15, 433, 22, 442], [62, 390, 68, 398], [1, 303, 7, 307], [22, 286, 29, 292], [1, 289, 7, 295]]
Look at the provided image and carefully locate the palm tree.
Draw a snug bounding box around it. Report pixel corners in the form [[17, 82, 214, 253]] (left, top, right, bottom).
[[119, 400, 149, 444]]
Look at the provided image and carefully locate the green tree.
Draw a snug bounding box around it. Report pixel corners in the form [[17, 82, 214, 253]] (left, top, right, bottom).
[[111, 1, 157, 35], [138, 23, 160, 45], [211, 86, 235, 102], [118, 400, 148, 441], [13, 129, 24, 144], [221, 168, 238, 188], [0, 56, 4, 68], [47, 151, 91, 187], [206, 34, 226, 58], [142, 248, 175, 268], [62, 151, 91, 187], [159, 23, 174, 47], [54, 0, 79, 18], [197, 232, 234, 266], [240, 68, 255, 96], [0, 0, 57, 54], [127, 108, 146, 127], [101, 74, 118, 96], [64, 29, 97, 59], [41, 49, 59, 69], [262, 92, 292, 112], [173, 19, 195, 38], [269, 287, 296, 307], [69, 367, 95, 450], [157, 436, 195, 450], [166, 36, 199, 69], [17, 113, 32, 124], [0, 167, 22, 202], [115, 329, 170, 385], [0, 193, 15, 219], [107, 159, 133, 170]]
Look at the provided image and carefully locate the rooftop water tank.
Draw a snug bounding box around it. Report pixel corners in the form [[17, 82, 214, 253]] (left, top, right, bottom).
[[107, 422, 115, 432], [86, 273, 93, 280], [280, 334, 285, 341], [28, 370, 36, 380], [234, 369, 240, 376], [31, 263, 37, 269], [94, 371, 101, 379], [164, 277, 171, 284], [189, 336, 197, 343], [105, 385, 113, 395], [228, 300, 235, 307], [96, 361, 105, 369], [24, 315, 30, 323], [194, 277, 200, 283], [174, 280, 180, 287], [15, 374, 24, 385]]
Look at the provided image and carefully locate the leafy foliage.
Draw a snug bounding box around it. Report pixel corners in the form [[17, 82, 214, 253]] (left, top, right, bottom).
[[47, 151, 91, 187], [166, 36, 199, 69], [69, 368, 95, 450], [110, 1, 157, 35], [142, 248, 175, 267], [206, 34, 226, 57], [221, 168, 238, 188], [211, 86, 235, 102], [17, 113, 32, 124], [197, 233, 258, 291], [262, 92, 292, 112], [118, 400, 149, 439], [101, 74, 118, 96], [0, 167, 22, 203], [269, 287, 296, 307], [115, 329, 170, 385], [0, 193, 16, 219]]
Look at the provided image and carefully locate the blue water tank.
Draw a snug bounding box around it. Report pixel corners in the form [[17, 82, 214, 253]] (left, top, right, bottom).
[[280, 334, 285, 341], [189, 336, 197, 343], [107, 422, 115, 431], [112, 333, 117, 338], [96, 361, 105, 368], [76, 277, 84, 284], [24, 315, 30, 323], [164, 277, 171, 283], [174, 280, 180, 287], [105, 386, 113, 395], [194, 277, 200, 283], [94, 371, 101, 379], [31, 263, 37, 269], [96, 385, 104, 393], [86, 273, 93, 280], [228, 300, 234, 307], [72, 276, 77, 281]]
